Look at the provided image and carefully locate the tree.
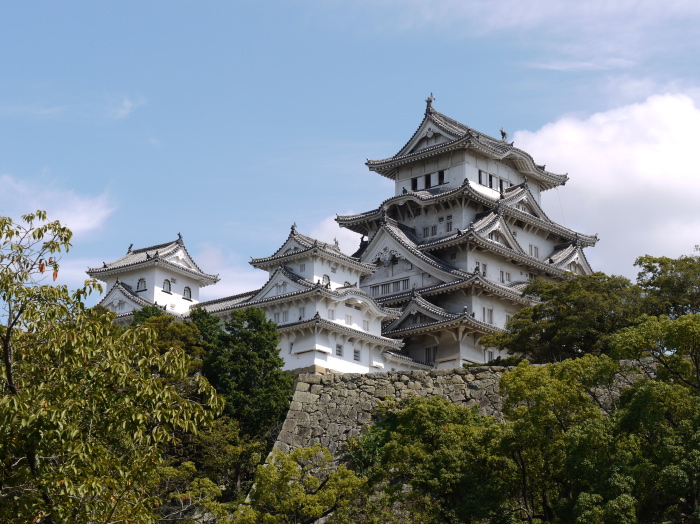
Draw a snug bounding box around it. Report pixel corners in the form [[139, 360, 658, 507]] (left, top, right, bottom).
[[635, 251, 700, 318], [612, 313, 700, 391], [202, 307, 295, 439], [482, 273, 644, 362], [0, 212, 223, 523], [131, 303, 166, 325], [233, 444, 364, 524]]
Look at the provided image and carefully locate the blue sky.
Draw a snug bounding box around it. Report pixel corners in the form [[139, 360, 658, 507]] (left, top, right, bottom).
[[2, 1, 700, 303]]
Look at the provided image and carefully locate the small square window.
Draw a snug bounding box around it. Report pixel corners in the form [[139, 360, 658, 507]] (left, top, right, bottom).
[[299, 263, 305, 272], [450, 253, 457, 260], [353, 349, 361, 361], [336, 344, 343, 356], [363, 320, 370, 331]]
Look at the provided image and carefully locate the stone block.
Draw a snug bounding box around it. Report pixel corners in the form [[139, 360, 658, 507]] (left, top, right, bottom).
[[295, 382, 311, 392], [293, 391, 320, 404], [289, 401, 302, 411], [310, 384, 323, 395], [305, 374, 322, 385]]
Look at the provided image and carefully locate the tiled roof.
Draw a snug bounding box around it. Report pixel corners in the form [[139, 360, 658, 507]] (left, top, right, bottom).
[[366, 104, 568, 188], [337, 179, 598, 247], [383, 351, 434, 370], [99, 279, 155, 309], [375, 274, 534, 307], [197, 265, 400, 318], [250, 225, 375, 272], [377, 218, 472, 278], [87, 235, 219, 284], [277, 312, 403, 349]]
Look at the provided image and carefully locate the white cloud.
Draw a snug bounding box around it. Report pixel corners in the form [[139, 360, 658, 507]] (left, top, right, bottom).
[[0, 174, 116, 237], [193, 243, 268, 302], [108, 96, 145, 120], [341, 0, 700, 73], [512, 93, 700, 278], [309, 215, 363, 256]]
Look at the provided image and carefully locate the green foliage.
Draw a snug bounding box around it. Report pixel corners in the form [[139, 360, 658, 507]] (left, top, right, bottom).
[[635, 252, 700, 318], [612, 313, 700, 391], [203, 308, 295, 439], [0, 212, 223, 524], [131, 303, 166, 325], [482, 273, 644, 362], [233, 444, 364, 524]]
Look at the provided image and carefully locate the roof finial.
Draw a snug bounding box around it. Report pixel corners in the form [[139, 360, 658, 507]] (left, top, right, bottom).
[[334, 237, 339, 248], [291, 222, 297, 233], [127, 243, 133, 253], [177, 232, 183, 243], [500, 127, 508, 141], [425, 93, 435, 114]]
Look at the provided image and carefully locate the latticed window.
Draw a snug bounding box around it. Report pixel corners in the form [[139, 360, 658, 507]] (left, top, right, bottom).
[[137, 278, 146, 291], [163, 279, 171, 292], [183, 286, 191, 299]]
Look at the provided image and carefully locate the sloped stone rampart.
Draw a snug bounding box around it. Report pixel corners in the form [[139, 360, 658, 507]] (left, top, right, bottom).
[[273, 367, 510, 456], [272, 361, 656, 458]]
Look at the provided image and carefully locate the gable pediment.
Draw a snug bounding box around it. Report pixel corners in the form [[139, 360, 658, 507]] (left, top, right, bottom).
[[474, 215, 524, 255], [361, 228, 459, 284], [251, 269, 310, 302], [165, 247, 195, 269], [384, 296, 458, 332], [508, 191, 550, 222], [99, 284, 149, 313], [397, 117, 461, 158]]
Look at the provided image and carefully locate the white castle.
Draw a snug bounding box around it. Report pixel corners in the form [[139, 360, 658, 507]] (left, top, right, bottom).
[[88, 97, 597, 374]]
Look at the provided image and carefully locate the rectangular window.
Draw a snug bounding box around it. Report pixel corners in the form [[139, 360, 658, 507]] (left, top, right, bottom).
[[529, 273, 536, 280], [353, 349, 361, 361], [423, 227, 430, 237], [482, 263, 488, 277], [363, 320, 370, 331], [505, 314, 512, 326], [529, 245, 539, 258], [506, 272, 511, 282], [328, 309, 335, 320], [500, 270, 505, 283], [392, 281, 401, 292], [274, 312, 280, 323], [289, 342, 293, 355], [479, 170, 485, 185], [438, 170, 445, 184], [402, 279, 410, 290], [298, 307, 305, 320], [415, 208, 421, 216], [411, 177, 418, 191], [431, 225, 437, 236], [424, 174, 431, 189], [345, 314, 352, 325], [336, 344, 343, 357], [281, 310, 288, 322], [371, 285, 379, 296], [487, 350, 494, 362], [488, 232, 499, 242], [299, 263, 305, 272], [482, 307, 493, 324], [446, 215, 453, 232], [425, 346, 437, 364], [381, 283, 390, 294], [331, 267, 336, 273], [438, 216, 445, 223], [499, 179, 505, 193], [489, 174, 495, 188], [450, 252, 457, 260]]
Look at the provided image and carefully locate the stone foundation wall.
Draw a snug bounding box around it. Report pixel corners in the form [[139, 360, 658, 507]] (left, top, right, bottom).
[[273, 366, 510, 456], [272, 361, 656, 458]]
